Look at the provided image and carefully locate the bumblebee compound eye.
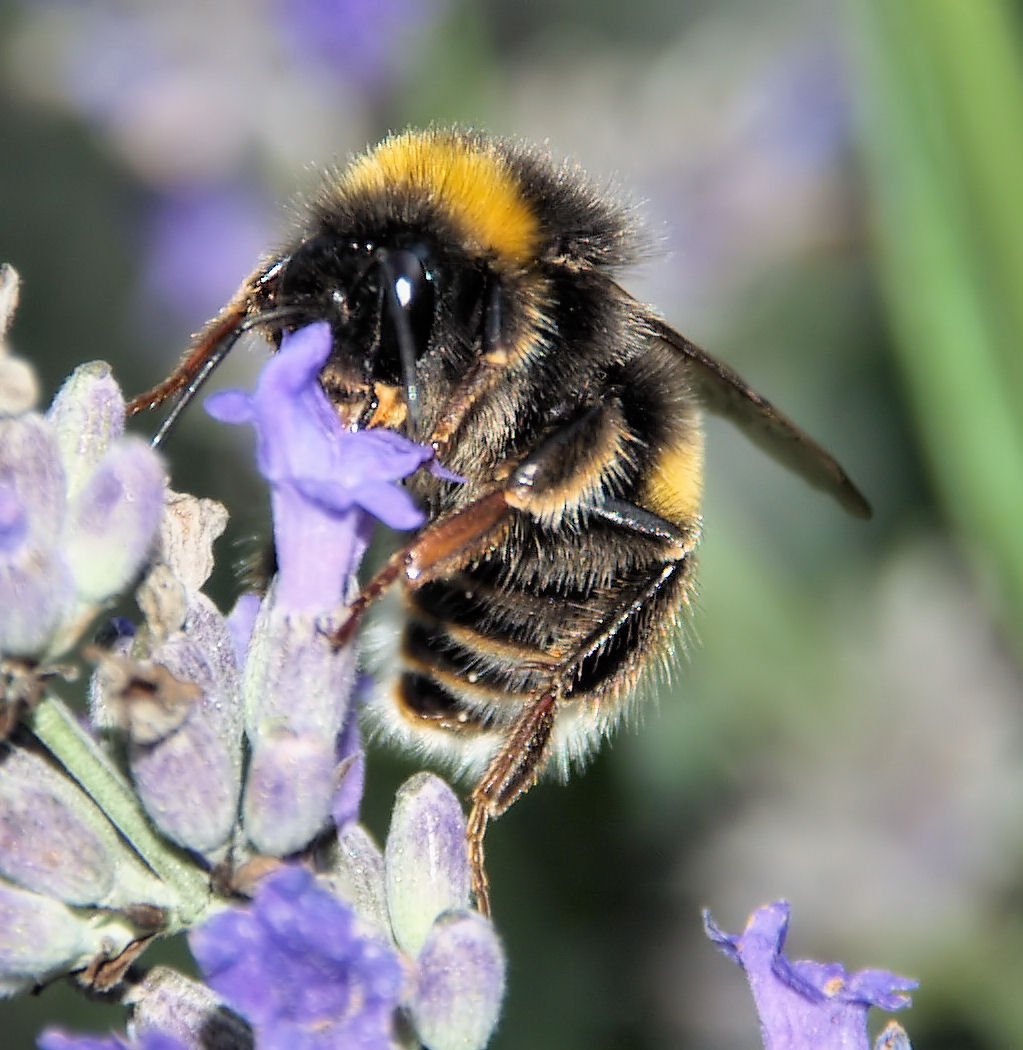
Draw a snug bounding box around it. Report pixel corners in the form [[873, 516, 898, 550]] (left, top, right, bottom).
[[377, 246, 437, 425]]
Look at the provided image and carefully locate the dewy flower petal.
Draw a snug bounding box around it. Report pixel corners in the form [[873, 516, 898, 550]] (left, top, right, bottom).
[[705, 901, 917, 1050], [65, 438, 165, 603], [189, 866, 404, 1050], [409, 911, 506, 1050], [385, 773, 471, 957], [46, 361, 126, 499]]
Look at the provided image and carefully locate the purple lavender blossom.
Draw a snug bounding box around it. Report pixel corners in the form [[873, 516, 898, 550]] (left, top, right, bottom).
[[140, 184, 273, 324], [206, 321, 431, 614], [190, 865, 404, 1050], [272, 0, 451, 91], [705, 901, 916, 1050]]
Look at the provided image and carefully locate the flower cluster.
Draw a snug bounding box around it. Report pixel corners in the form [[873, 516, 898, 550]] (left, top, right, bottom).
[[0, 269, 915, 1050], [0, 293, 504, 1049]]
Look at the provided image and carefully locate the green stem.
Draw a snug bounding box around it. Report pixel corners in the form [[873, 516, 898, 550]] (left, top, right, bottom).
[[30, 695, 211, 925]]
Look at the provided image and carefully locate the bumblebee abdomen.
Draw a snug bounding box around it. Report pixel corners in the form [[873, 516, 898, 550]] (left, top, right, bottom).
[[371, 514, 696, 777]]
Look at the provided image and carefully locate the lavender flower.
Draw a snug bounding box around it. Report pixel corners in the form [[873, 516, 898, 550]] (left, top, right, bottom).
[[705, 901, 916, 1050], [207, 321, 432, 856], [191, 865, 404, 1050], [205, 320, 430, 613]]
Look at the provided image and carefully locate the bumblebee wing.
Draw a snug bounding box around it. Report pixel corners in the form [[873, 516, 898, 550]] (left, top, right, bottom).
[[645, 314, 872, 519]]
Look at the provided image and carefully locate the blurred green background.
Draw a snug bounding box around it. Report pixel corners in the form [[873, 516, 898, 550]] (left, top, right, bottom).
[[2, 0, 1022, 1046]]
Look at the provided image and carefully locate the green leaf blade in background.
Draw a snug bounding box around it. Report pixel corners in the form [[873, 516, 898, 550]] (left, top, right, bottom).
[[849, 0, 1023, 645]]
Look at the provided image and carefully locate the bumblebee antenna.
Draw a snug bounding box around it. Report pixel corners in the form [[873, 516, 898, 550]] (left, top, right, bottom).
[[137, 306, 309, 449]]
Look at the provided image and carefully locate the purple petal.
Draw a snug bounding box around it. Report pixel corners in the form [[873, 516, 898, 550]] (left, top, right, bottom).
[[37, 1033, 128, 1050], [205, 323, 433, 614], [352, 480, 425, 531], [190, 866, 404, 1048], [705, 902, 916, 1050], [204, 390, 254, 425], [225, 591, 261, 667]]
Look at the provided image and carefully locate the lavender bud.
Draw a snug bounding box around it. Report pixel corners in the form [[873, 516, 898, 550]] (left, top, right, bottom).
[[240, 599, 357, 856], [65, 439, 165, 604], [385, 773, 471, 957], [324, 822, 389, 935], [0, 744, 175, 911], [46, 362, 125, 497], [0, 744, 116, 904], [242, 599, 357, 742], [242, 732, 337, 856], [127, 966, 252, 1050], [130, 706, 241, 856], [409, 911, 506, 1050], [0, 881, 93, 995], [0, 537, 75, 657], [121, 604, 243, 855], [875, 1021, 913, 1050], [0, 414, 66, 548]]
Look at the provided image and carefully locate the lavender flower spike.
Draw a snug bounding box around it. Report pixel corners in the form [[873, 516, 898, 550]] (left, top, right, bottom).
[[705, 901, 917, 1050], [207, 322, 435, 858]]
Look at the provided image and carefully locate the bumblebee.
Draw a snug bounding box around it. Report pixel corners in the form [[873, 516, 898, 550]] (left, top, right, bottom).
[[130, 128, 870, 914]]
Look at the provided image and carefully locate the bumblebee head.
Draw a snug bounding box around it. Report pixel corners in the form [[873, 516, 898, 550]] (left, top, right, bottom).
[[256, 233, 448, 433]]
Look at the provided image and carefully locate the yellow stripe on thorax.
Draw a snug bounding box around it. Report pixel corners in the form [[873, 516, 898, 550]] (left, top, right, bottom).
[[642, 428, 705, 526], [342, 131, 540, 268]]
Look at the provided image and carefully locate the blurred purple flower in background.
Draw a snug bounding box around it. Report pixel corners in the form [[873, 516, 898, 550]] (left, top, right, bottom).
[[6, 0, 449, 332], [272, 0, 451, 91], [140, 184, 272, 324]]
